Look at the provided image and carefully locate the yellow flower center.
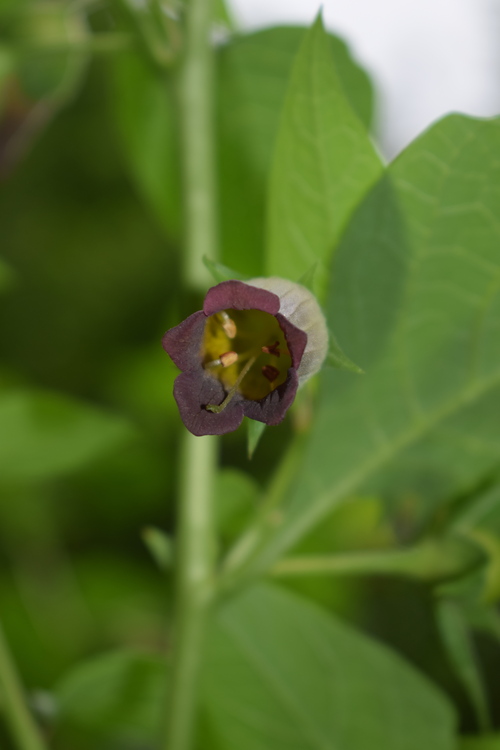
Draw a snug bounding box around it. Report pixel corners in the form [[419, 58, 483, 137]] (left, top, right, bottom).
[[202, 309, 291, 401]]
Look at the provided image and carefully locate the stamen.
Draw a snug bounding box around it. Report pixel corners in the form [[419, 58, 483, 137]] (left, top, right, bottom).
[[206, 355, 257, 414], [219, 311, 237, 339], [220, 351, 238, 367], [262, 340, 281, 357], [262, 365, 280, 382]]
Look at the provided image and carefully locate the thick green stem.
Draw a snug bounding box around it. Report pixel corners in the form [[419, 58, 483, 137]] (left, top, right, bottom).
[[164, 434, 217, 750], [0, 621, 46, 750], [163, 1, 217, 749], [180, 0, 217, 290]]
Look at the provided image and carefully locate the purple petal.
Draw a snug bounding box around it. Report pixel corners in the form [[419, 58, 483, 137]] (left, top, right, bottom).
[[173, 370, 245, 436], [204, 280, 280, 316], [243, 368, 299, 426], [275, 313, 307, 369], [162, 311, 206, 371]]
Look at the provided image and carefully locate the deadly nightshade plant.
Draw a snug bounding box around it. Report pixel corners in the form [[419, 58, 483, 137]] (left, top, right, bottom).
[[162, 277, 328, 436]]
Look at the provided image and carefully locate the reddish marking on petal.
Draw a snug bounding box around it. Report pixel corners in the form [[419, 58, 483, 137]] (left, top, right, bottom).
[[262, 365, 280, 382]]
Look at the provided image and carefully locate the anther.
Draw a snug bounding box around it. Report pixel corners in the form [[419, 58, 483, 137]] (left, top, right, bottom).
[[220, 351, 238, 367], [262, 365, 280, 382], [262, 340, 280, 357], [220, 311, 237, 339]]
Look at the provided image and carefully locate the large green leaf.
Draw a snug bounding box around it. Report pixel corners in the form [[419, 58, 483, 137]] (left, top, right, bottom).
[[201, 584, 456, 750], [218, 24, 374, 276], [0, 390, 136, 482], [266, 15, 382, 296], [246, 114, 500, 573]]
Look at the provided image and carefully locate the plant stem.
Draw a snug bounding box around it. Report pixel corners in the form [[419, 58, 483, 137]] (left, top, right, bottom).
[[164, 433, 217, 750], [180, 0, 217, 290], [163, 0, 217, 748], [0, 621, 46, 750]]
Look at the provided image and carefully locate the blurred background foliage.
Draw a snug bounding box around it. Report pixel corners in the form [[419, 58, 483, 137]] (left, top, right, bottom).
[[1, 2, 500, 749]]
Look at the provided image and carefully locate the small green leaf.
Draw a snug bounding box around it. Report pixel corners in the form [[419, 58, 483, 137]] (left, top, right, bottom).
[[436, 600, 491, 732], [54, 650, 166, 745], [326, 331, 364, 374], [0, 390, 136, 482], [142, 527, 174, 571], [201, 584, 456, 750], [267, 14, 383, 298], [202, 255, 246, 284], [247, 418, 266, 459]]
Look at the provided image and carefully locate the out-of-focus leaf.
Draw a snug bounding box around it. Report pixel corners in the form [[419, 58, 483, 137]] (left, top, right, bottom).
[[142, 526, 174, 571], [201, 584, 456, 750], [203, 255, 247, 283], [266, 15, 382, 298], [215, 469, 260, 545], [0, 46, 14, 111], [0, 256, 15, 292], [54, 650, 166, 746], [111, 53, 181, 240], [246, 115, 500, 574], [326, 331, 364, 373], [219, 23, 375, 277], [0, 390, 136, 482], [436, 599, 490, 731], [246, 418, 266, 459], [460, 737, 500, 750]]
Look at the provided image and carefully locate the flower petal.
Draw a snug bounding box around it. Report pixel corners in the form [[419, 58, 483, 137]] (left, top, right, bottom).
[[203, 280, 280, 316], [243, 368, 299, 426], [162, 311, 206, 371], [173, 370, 245, 436], [275, 313, 307, 369]]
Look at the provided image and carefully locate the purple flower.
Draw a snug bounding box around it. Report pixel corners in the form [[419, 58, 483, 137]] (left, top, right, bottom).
[[162, 278, 328, 436]]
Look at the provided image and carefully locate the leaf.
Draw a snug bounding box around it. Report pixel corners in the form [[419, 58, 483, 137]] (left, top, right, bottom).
[[247, 418, 266, 459], [201, 584, 456, 750], [266, 15, 383, 298], [54, 650, 166, 746], [326, 331, 364, 373], [460, 737, 500, 750], [0, 390, 136, 482], [203, 256, 247, 283], [142, 527, 174, 571], [0, 255, 15, 292], [110, 52, 182, 240], [436, 600, 490, 731], [215, 469, 260, 545], [246, 114, 500, 574]]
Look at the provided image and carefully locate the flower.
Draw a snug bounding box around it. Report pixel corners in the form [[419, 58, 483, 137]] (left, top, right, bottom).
[[162, 278, 328, 436]]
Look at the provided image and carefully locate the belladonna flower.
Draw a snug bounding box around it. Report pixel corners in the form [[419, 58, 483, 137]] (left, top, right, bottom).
[[162, 277, 328, 436]]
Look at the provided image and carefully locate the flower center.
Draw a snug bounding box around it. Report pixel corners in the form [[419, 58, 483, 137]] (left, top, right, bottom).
[[201, 309, 292, 405]]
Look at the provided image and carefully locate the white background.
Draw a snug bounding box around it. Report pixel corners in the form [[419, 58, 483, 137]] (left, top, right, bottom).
[[227, 0, 500, 158]]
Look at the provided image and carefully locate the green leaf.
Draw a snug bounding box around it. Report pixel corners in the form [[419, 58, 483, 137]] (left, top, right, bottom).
[[215, 469, 260, 545], [142, 526, 174, 571], [436, 600, 490, 731], [110, 53, 181, 240], [247, 114, 500, 574], [460, 737, 500, 750], [247, 418, 266, 459], [201, 584, 456, 750], [0, 390, 136, 482], [203, 255, 247, 283], [54, 650, 166, 745], [218, 24, 375, 278], [266, 15, 383, 298], [326, 331, 364, 373]]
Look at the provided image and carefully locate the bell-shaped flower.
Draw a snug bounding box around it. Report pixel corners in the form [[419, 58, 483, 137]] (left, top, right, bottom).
[[162, 278, 328, 436]]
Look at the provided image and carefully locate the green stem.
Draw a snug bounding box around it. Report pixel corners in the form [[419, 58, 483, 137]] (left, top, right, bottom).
[[163, 1, 218, 749], [270, 537, 485, 582], [0, 621, 46, 750], [164, 433, 217, 750]]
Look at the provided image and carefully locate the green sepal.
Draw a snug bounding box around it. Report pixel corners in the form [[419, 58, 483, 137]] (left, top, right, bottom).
[[203, 256, 247, 284], [247, 418, 266, 459], [326, 331, 364, 374]]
